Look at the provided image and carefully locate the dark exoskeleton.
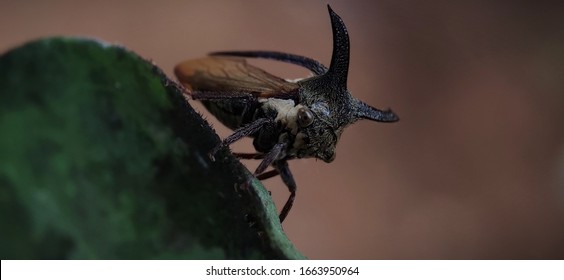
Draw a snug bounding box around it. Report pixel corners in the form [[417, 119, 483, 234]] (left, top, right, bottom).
[[174, 5, 399, 222]]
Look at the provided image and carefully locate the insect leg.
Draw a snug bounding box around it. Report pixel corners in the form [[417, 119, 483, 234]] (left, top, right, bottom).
[[256, 169, 279, 180], [209, 117, 274, 160], [253, 142, 286, 175], [256, 169, 280, 197], [233, 152, 265, 160], [234, 154, 280, 187], [248, 143, 299, 222], [273, 160, 296, 223]]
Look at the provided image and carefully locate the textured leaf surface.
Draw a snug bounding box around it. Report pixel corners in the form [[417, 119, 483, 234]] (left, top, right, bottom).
[[0, 37, 304, 259]]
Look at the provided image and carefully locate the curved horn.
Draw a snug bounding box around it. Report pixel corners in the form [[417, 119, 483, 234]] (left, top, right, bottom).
[[325, 5, 350, 89], [210, 51, 328, 75]]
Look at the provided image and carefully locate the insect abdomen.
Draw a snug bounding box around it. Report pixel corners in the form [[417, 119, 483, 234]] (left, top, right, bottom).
[[202, 100, 258, 130]]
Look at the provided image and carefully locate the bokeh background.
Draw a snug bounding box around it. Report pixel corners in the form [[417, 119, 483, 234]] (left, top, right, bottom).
[[2, 0, 563, 259]]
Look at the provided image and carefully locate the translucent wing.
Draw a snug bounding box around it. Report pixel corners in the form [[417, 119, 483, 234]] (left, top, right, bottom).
[[174, 56, 299, 100]]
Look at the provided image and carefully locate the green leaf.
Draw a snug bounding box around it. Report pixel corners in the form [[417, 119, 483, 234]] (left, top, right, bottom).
[[0, 37, 304, 259]]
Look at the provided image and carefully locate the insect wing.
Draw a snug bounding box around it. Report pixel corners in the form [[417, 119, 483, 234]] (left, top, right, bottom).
[[174, 56, 299, 99]]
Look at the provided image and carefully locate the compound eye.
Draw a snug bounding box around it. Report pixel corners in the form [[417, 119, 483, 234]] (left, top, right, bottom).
[[297, 107, 314, 127]]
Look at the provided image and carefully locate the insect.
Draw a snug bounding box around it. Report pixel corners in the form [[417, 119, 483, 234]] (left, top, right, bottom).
[[174, 5, 399, 223]]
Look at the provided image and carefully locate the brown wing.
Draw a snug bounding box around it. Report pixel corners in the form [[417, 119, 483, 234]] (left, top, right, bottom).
[[174, 56, 299, 99]]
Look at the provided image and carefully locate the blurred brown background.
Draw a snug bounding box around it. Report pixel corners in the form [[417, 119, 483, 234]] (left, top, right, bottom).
[[2, 0, 563, 259]]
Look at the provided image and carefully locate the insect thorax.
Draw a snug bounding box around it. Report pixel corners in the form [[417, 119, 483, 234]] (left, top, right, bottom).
[[202, 97, 302, 155]]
